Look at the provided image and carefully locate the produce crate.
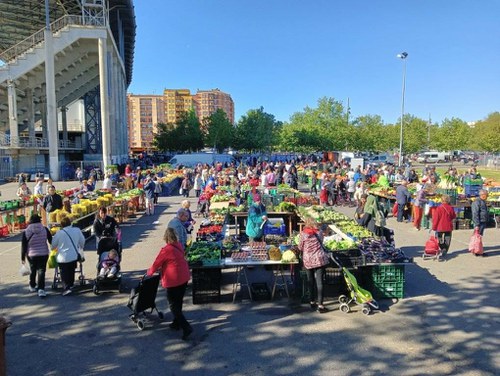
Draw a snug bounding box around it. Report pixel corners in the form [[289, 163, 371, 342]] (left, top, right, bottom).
[[455, 219, 472, 230], [191, 268, 221, 290], [193, 289, 221, 304], [250, 282, 271, 301], [263, 218, 286, 236], [464, 184, 482, 197], [370, 265, 405, 283], [192, 268, 221, 304], [330, 248, 366, 268], [272, 194, 285, 206], [371, 280, 404, 299], [323, 267, 343, 285]]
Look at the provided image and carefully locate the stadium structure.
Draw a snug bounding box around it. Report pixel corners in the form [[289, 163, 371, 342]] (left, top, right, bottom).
[[0, 0, 136, 180]]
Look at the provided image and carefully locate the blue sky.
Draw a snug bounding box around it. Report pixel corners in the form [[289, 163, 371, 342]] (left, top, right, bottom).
[[128, 0, 500, 125]]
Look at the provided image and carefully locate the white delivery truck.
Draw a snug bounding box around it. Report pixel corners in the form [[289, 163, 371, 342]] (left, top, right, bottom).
[[168, 153, 235, 167]]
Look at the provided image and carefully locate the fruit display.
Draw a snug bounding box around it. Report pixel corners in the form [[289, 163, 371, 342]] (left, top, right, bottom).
[[281, 249, 298, 263], [268, 245, 282, 261], [275, 201, 296, 212], [358, 238, 409, 264], [323, 238, 357, 251], [186, 241, 221, 265]]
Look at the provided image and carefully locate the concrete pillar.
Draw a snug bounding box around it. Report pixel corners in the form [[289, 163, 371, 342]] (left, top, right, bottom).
[[98, 37, 111, 168], [26, 88, 35, 139], [41, 103, 47, 140], [7, 80, 18, 146], [44, 28, 59, 180], [61, 106, 68, 146]]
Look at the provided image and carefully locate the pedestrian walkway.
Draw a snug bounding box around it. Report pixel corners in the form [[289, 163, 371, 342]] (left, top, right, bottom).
[[0, 181, 498, 375]]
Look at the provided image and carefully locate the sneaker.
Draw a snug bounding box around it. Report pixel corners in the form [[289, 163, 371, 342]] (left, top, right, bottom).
[[107, 273, 116, 279], [62, 289, 72, 296], [28, 286, 37, 293], [317, 305, 328, 314], [38, 289, 47, 298]]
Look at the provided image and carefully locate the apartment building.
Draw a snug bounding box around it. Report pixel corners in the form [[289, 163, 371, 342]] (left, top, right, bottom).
[[193, 89, 234, 124], [164, 89, 193, 123], [127, 94, 165, 153], [127, 89, 234, 152]]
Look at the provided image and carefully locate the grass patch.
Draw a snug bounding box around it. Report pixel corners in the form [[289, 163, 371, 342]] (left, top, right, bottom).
[[435, 167, 500, 183]]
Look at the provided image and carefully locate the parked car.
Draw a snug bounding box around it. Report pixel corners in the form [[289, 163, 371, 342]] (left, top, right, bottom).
[[416, 152, 450, 163], [365, 154, 395, 166]]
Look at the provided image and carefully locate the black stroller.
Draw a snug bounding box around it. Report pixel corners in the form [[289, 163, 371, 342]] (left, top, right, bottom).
[[127, 274, 164, 330], [93, 236, 123, 295]]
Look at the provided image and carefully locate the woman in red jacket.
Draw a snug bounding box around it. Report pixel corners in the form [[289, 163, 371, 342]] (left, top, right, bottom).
[[147, 228, 192, 340], [432, 194, 456, 258]]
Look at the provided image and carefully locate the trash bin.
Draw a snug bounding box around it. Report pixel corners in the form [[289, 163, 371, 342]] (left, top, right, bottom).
[[0, 316, 12, 376]]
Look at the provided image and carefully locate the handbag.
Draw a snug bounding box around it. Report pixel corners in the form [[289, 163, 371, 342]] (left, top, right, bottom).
[[47, 249, 58, 268], [468, 229, 483, 255]]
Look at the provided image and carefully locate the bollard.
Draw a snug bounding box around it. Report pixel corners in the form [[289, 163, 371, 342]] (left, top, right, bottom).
[[0, 317, 12, 376]]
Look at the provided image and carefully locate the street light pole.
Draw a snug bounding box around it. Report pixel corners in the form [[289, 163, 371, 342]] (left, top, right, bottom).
[[397, 52, 408, 167]]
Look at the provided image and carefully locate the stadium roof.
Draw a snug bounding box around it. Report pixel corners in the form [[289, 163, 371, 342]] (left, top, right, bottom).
[[0, 0, 136, 85]]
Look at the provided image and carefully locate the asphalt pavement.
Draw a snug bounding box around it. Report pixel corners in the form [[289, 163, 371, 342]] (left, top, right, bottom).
[[0, 179, 498, 376]]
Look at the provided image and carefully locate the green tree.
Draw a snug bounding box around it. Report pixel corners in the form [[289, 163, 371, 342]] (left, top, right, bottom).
[[203, 109, 234, 153], [471, 112, 500, 152], [153, 110, 203, 152], [279, 97, 352, 151], [433, 117, 470, 151], [234, 107, 281, 152], [396, 114, 429, 154]]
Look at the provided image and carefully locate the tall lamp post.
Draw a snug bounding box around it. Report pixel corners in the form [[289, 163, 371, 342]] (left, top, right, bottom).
[[397, 52, 408, 167]]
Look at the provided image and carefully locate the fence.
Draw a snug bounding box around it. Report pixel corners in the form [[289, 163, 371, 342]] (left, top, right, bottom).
[[59, 161, 104, 181]]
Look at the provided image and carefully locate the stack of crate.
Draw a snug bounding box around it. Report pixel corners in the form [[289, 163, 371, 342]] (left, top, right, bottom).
[[368, 265, 405, 299]]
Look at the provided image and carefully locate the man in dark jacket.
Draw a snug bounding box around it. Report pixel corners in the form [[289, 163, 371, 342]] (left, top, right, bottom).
[[395, 180, 411, 222], [471, 189, 489, 237], [93, 206, 120, 248], [42, 185, 63, 223]]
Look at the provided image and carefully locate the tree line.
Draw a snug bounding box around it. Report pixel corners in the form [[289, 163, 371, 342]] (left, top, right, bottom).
[[153, 97, 500, 154]]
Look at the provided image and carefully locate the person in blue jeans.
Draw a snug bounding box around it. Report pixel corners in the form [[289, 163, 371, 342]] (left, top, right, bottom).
[[395, 180, 411, 222]]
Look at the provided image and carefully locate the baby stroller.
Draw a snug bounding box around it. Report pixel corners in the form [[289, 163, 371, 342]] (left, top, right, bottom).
[[93, 236, 123, 295], [127, 274, 164, 330], [330, 254, 379, 315], [196, 193, 210, 217]]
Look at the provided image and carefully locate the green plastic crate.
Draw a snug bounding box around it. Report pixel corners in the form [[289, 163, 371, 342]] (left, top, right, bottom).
[[371, 280, 404, 299], [371, 265, 405, 283]]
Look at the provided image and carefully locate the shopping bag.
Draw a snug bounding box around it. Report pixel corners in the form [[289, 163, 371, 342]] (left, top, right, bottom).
[[424, 236, 440, 255], [47, 250, 58, 269], [392, 202, 398, 217], [19, 263, 31, 276], [179, 187, 184, 195], [468, 230, 483, 255]]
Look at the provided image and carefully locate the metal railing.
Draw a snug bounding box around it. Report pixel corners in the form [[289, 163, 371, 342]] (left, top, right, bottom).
[[0, 132, 82, 150], [0, 14, 106, 63]]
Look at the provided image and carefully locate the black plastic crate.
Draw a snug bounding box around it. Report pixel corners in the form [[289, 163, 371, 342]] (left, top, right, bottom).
[[330, 249, 366, 268], [251, 282, 271, 301], [192, 268, 222, 290], [193, 289, 221, 304]]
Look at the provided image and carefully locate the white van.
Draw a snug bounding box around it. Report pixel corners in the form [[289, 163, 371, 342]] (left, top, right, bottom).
[[417, 152, 449, 163], [168, 153, 235, 168]]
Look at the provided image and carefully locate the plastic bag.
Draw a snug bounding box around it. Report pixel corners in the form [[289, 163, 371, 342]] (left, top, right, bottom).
[[19, 263, 31, 276], [47, 250, 58, 269], [468, 230, 483, 255], [179, 187, 183, 195]]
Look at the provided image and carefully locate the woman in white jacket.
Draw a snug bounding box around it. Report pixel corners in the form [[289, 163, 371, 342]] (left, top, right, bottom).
[[51, 216, 85, 295]]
